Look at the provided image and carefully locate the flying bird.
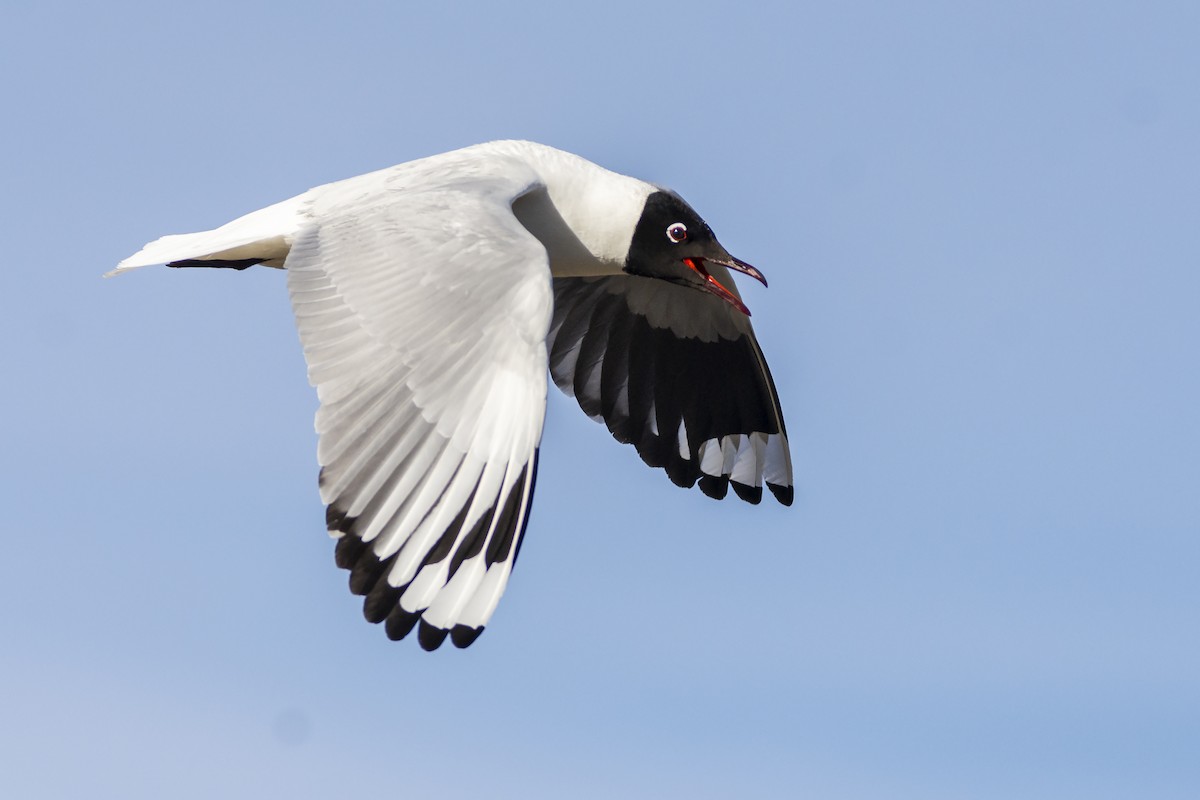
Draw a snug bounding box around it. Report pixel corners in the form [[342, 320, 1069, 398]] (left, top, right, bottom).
[[110, 140, 793, 650]]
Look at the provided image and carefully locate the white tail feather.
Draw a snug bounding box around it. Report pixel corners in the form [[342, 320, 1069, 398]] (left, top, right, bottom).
[[105, 194, 309, 277]]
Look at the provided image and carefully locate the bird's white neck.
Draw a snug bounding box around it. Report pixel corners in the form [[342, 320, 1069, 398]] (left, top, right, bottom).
[[486, 141, 656, 277]]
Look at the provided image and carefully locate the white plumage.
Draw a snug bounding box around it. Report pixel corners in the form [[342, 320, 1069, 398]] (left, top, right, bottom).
[[112, 140, 793, 650]]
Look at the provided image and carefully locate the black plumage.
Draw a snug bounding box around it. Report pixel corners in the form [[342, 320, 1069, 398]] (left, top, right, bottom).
[[548, 276, 790, 505]]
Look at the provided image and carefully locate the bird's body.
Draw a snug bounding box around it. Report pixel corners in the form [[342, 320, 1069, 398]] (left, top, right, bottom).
[[113, 141, 793, 650]]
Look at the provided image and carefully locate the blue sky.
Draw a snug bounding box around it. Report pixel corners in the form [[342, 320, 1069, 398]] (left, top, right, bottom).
[[2, 2, 1197, 797]]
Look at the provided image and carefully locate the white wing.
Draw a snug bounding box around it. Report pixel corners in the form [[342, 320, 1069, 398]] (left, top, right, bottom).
[[287, 159, 553, 650]]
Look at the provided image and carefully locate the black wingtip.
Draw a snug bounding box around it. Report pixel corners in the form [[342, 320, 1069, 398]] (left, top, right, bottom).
[[362, 580, 404, 624], [731, 481, 763, 505], [666, 461, 698, 489], [347, 554, 388, 596], [384, 607, 420, 641], [418, 621, 450, 651], [450, 625, 484, 649], [327, 503, 361, 540], [698, 474, 730, 500], [767, 482, 794, 506]]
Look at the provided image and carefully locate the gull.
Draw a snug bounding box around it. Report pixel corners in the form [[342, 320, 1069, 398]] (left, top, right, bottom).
[[111, 140, 793, 650]]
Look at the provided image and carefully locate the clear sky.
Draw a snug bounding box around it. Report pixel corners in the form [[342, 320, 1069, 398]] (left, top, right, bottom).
[[2, 2, 1197, 798]]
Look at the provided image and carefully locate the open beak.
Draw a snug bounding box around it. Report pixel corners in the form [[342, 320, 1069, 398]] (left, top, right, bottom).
[[682, 256, 767, 316]]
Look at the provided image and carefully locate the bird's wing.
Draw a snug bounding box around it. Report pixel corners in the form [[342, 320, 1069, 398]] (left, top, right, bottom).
[[286, 162, 553, 650], [547, 273, 793, 505]]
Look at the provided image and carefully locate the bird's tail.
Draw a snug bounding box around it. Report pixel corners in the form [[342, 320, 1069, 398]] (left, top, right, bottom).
[[105, 194, 308, 277]]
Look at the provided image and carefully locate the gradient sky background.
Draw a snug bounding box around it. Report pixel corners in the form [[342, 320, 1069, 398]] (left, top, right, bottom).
[[2, 2, 1197, 798]]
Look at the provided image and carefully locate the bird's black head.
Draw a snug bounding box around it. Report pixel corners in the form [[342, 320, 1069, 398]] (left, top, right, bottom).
[[623, 191, 766, 315]]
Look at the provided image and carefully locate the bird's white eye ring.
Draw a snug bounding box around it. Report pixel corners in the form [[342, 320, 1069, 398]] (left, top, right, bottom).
[[666, 223, 688, 243]]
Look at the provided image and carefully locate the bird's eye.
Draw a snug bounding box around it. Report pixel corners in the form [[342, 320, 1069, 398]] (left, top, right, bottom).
[[666, 223, 688, 243]]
